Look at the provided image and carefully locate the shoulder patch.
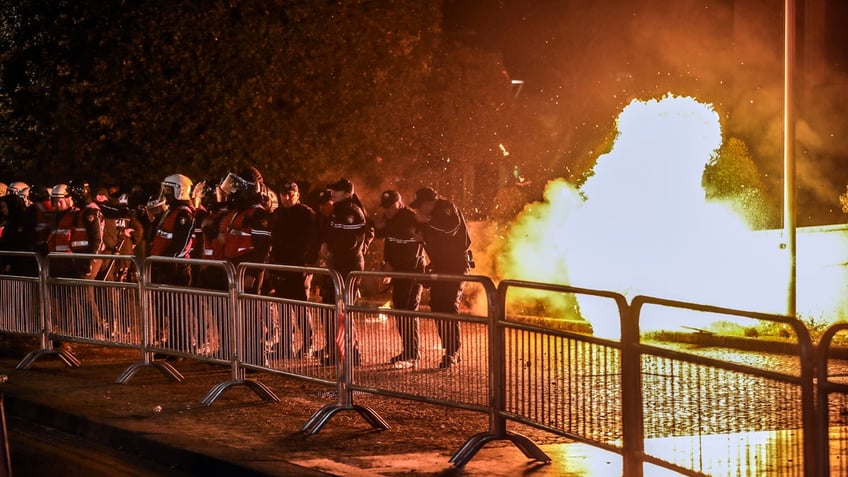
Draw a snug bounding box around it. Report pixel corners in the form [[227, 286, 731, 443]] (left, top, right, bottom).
[[85, 214, 95, 223], [178, 216, 188, 226], [346, 215, 355, 224], [259, 218, 269, 229]]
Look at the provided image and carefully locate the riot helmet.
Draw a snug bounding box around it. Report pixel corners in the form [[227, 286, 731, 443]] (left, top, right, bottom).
[[160, 173, 193, 204], [68, 180, 92, 204], [8, 181, 29, 199], [50, 184, 74, 211], [28, 184, 51, 204]]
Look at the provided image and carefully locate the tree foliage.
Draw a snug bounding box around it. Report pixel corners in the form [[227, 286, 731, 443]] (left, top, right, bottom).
[[0, 0, 523, 216]]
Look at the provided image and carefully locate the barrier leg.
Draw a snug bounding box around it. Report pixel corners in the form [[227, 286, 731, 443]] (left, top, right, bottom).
[[16, 347, 81, 370], [115, 350, 184, 384], [199, 365, 280, 406], [301, 402, 390, 435], [450, 430, 551, 467]]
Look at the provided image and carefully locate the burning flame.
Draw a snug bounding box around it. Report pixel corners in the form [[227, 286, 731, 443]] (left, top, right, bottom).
[[498, 94, 826, 338]]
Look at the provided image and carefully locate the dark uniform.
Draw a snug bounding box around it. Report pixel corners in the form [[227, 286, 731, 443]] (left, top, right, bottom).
[[0, 194, 36, 276], [268, 181, 319, 358], [410, 187, 471, 369], [311, 189, 335, 359], [375, 190, 425, 364], [24, 186, 54, 258], [324, 178, 374, 365]]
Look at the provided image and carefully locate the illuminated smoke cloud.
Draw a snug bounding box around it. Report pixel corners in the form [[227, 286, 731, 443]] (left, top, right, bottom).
[[500, 94, 793, 338]]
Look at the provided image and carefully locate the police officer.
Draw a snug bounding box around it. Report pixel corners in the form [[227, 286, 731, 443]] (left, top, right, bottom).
[[25, 185, 55, 257], [409, 187, 472, 369], [196, 179, 229, 291], [310, 189, 335, 359], [149, 174, 195, 284], [58, 181, 105, 279], [374, 190, 425, 367], [322, 178, 373, 366], [148, 174, 196, 350], [47, 182, 106, 335], [268, 180, 319, 358], [94, 187, 140, 281], [7, 182, 30, 208], [0, 192, 35, 275], [216, 167, 271, 364], [216, 167, 271, 290]]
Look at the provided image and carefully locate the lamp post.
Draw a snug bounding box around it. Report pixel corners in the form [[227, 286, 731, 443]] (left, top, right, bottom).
[[784, 0, 797, 318]]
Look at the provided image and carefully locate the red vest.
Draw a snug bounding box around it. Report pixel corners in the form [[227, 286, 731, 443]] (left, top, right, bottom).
[[48, 209, 92, 253], [202, 209, 225, 260], [34, 202, 54, 250], [150, 205, 194, 258], [221, 207, 258, 260]]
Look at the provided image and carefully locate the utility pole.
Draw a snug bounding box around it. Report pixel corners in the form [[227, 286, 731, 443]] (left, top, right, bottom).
[[784, 0, 797, 318]]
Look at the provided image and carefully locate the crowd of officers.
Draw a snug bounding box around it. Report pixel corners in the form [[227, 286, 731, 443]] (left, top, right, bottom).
[[0, 167, 473, 369]]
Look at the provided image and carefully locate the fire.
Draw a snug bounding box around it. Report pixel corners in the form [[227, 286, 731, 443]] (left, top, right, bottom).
[[498, 94, 848, 338]]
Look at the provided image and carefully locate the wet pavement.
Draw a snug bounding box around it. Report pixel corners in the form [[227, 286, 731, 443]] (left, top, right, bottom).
[[0, 348, 624, 477]]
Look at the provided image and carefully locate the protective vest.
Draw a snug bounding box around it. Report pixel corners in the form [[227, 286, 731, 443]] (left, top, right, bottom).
[[221, 206, 260, 260], [48, 208, 98, 253], [150, 205, 194, 258], [33, 202, 54, 250], [200, 208, 225, 260]]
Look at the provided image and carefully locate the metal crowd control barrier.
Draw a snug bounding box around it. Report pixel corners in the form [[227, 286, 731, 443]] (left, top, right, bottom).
[[0, 252, 48, 368], [4, 253, 846, 474], [231, 263, 342, 383], [480, 280, 630, 469], [20, 252, 144, 369], [121, 256, 277, 405], [301, 269, 426, 434], [816, 322, 848, 477], [631, 296, 817, 477], [301, 271, 504, 437]]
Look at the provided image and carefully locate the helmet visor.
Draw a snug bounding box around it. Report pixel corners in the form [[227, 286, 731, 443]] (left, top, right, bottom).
[[220, 173, 255, 195]]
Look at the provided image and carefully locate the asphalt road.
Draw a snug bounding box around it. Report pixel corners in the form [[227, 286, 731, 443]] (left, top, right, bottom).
[[6, 414, 193, 477]]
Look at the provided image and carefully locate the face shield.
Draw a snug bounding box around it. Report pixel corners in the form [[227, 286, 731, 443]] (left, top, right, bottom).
[[219, 173, 256, 196], [146, 195, 168, 219], [158, 183, 176, 204]]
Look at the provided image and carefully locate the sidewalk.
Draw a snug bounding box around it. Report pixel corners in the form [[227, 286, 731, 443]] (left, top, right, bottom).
[[0, 344, 617, 477]]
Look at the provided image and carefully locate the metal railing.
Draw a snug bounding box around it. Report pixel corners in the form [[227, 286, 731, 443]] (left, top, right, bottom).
[[631, 295, 817, 477], [816, 322, 848, 477], [2, 252, 847, 475]]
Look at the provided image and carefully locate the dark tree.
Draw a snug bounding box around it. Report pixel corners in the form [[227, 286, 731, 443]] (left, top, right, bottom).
[[0, 0, 524, 219]]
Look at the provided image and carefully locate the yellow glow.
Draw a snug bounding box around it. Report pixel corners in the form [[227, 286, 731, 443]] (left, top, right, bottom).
[[499, 94, 848, 338]]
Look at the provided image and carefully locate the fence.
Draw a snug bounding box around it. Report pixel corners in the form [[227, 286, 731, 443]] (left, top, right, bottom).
[[1, 251, 846, 476]]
